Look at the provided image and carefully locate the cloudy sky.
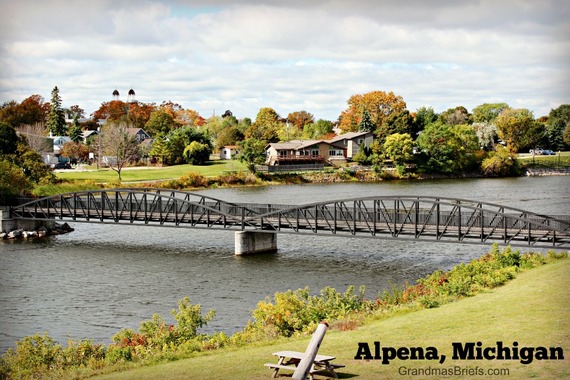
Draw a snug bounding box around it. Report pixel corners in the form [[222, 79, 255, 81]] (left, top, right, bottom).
[[1, 0, 568, 121]]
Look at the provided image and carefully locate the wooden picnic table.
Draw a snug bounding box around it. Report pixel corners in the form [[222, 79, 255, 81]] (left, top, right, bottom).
[[265, 350, 345, 379]]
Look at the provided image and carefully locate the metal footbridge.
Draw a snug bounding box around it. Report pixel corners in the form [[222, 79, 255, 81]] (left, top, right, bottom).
[[8, 188, 570, 249]]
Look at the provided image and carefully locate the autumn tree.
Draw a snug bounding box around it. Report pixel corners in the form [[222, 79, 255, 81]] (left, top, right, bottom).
[[338, 90, 407, 133], [495, 108, 542, 153], [244, 107, 283, 142], [92, 100, 129, 123], [101, 123, 140, 181], [0, 95, 47, 128], [438, 106, 471, 126], [16, 123, 51, 152], [46, 86, 67, 136], [287, 111, 314, 130], [61, 141, 89, 164]]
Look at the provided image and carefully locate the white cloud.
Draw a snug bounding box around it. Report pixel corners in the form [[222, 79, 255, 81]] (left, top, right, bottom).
[[0, 0, 568, 119]]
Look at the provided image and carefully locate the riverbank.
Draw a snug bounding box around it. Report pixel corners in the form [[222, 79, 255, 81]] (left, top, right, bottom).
[[94, 257, 570, 380]]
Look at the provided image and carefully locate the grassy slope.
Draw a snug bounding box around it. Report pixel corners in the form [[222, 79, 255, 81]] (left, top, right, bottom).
[[56, 161, 247, 183], [93, 258, 569, 380]]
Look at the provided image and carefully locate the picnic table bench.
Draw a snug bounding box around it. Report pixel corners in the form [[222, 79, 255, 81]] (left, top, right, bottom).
[[265, 350, 345, 379]]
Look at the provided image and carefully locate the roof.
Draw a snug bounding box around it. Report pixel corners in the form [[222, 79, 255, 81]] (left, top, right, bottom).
[[267, 140, 330, 150], [223, 145, 239, 149], [327, 131, 371, 143]]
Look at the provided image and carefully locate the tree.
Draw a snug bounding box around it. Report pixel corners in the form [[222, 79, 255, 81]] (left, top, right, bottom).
[[215, 125, 244, 150], [46, 86, 67, 136], [244, 107, 282, 142], [472, 122, 498, 150], [237, 138, 266, 173], [414, 106, 438, 133], [303, 119, 334, 139], [338, 90, 407, 133], [148, 133, 170, 165], [183, 141, 211, 165], [481, 146, 520, 177], [376, 109, 414, 143], [358, 109, 374, 132], [13, 142, 56, 184], [416, 123, 479, 173], [0, 95, 47, 127], [165, 126, 212, 165], [17, 123, 52, 153], [472, 103, 510, 123], [145, 110, 179, 136], [0, 159, 33, 201], [101, 124, 140, 181], [438, 106, 471, 126], [0, 121, 19, 155], [61, 141, 89, 164], [546, 104, 570, 151], [287, 111, 314, 130], [68, 115, 83, 143], [495, 108, 541, 153], [383, 133, 414, 167]]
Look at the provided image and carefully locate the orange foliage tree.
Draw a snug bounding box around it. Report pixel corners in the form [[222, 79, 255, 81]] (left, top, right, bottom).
[[338, 90, 407, 133]]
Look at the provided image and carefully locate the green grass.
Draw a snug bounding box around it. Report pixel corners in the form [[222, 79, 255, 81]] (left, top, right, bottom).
[[55, 160, 247, 183], [91, 258, 569, 380], [518, 151, 570, 168]]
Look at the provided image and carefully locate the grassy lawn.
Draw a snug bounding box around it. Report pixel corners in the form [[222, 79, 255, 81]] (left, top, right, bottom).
[[518, 151, 570, 168], [55, 160, 247, 183], [92, 258, 569, 380]]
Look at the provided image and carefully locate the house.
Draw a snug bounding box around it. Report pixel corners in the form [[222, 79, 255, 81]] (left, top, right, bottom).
[[220, 145, 239, 160], [81, 130, 99, 143], [126, 128, 151, 143], [51, 136, 72, 154], [327, 131, 374, 159], [265, 140, 345, 167]]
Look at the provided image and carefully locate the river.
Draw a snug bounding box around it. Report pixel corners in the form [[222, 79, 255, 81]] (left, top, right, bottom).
[[0, 176, 568, 352]]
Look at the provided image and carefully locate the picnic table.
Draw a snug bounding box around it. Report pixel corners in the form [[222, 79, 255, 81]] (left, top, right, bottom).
[[265, 350, 345, 379]]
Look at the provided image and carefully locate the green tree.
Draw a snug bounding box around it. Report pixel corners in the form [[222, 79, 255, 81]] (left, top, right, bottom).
[[303, 119, 334, 139], [495, 108, 542, 153], [13, 142, 56, 184], [546, 104, 570, 151], [376, 109, 414, 143], [472, 103, 510, 123], [148, 133, 170, 164], [166, 126, 212, 165], [145, 110, 179, 136], [0, 159, 33, 202], [46, 86, 67, 136], [215, 125, 244, 151], [68, 115, 83, 143], [183, 141, 211, 165], [416, 123, 479, 173], [237, 138, 266, 173], [358, 108, 374, 132], [414, 106, 438, 133], [383, 133, 414, 167], [0, 121, 19, 155]]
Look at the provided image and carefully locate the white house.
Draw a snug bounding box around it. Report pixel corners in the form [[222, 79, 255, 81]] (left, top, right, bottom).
[[52, 136, 72, 154], [220, 145, 239, 160]]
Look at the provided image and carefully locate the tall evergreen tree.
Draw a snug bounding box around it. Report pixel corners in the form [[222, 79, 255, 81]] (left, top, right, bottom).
[[358, 108, 374, 132], [46, 86, 67, 136]]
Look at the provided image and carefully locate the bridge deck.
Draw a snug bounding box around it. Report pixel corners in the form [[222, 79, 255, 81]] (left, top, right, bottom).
[[9, 189, 570, 248]]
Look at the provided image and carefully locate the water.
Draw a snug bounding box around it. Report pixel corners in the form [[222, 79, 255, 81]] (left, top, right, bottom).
[[0, 176, 568, 352]]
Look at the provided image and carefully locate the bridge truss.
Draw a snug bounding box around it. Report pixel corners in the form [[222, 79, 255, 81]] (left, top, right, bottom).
[[9, 188, 570, 248]]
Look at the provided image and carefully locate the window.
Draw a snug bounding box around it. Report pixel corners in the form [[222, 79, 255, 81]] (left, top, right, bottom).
[[312, 149, 319, 156]]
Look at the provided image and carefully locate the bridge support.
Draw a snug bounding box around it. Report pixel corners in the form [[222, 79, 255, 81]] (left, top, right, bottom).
[[1, 210, 55, 234], [234, 231, 277, 255]]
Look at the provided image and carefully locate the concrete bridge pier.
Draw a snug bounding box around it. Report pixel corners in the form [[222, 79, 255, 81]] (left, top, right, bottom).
[[235, 231, 277, 255]]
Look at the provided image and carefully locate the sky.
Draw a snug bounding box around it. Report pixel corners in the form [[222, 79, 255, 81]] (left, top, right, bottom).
[[0, 0, 568, 121]]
